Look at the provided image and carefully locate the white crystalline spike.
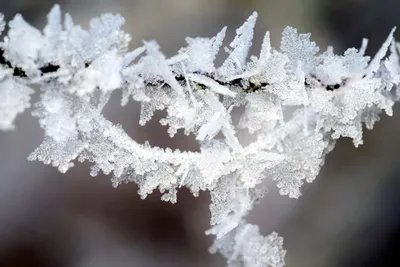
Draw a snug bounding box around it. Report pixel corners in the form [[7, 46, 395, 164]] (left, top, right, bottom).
[[0, 13, 5, 35], [366, 27, 396, 77], [211, 26, 227, 59], [64, 13, 74, 29], [224, 31, 271, 81], [166, 54, 188, 65], [259, 31, 271, 64], [41, 4, 63, 65], [187, 73, 236, 96], [359, 38, 369, 55], [181, 63, 196, 105], [230, 12, 258, 51], [178, 26, 226, 74], [197, 112, 222, 141], [121, 46, 145, 68], [384, 40, 400, 87], [44, 4, 62, 36], [219, 12, 258, 77]]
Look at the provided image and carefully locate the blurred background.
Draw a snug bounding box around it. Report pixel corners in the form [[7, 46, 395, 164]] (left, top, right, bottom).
[[1, 0, 400, 266]]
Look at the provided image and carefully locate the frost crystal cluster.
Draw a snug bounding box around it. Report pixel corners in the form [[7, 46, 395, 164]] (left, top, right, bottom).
[[1, 5, 399, 266]]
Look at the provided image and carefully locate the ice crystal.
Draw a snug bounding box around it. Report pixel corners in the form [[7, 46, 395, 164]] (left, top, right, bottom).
[[1, 5, 400, 266]]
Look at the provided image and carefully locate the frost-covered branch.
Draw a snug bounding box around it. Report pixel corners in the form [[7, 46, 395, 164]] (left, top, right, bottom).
[[1, 5, 400, 267]]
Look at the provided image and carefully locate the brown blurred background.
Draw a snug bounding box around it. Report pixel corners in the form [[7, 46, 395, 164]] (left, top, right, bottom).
[[1, 0, 400, 266]]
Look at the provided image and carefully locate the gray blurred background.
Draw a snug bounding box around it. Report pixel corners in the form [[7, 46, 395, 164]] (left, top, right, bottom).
[[1, 0, 400, 266]]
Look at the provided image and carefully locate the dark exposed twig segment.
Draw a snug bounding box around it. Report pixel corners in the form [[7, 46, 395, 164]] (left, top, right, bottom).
[[0, 48, 343, 92]]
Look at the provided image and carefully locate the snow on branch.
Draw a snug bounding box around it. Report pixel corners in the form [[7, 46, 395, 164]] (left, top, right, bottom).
[[1, 5, 399, 266]]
